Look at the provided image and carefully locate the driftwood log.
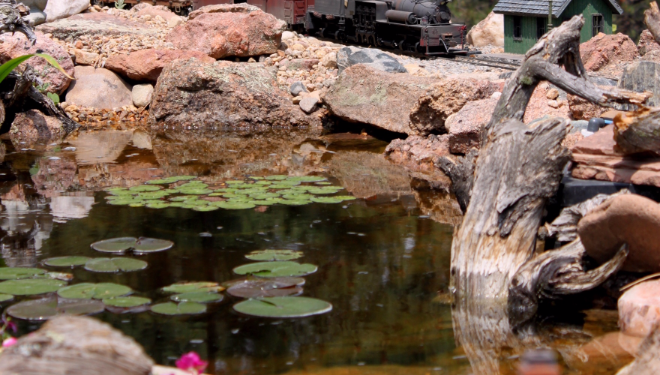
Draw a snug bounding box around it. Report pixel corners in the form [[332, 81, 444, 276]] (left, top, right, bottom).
[[0, 315, 154, 375], [613, 107, 660, 155], [449, 15, 646, 302]]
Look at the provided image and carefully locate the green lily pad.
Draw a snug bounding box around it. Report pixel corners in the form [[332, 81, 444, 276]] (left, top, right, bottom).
[[151, 302, 206, 315], [40, 272, 74, 281], [265, 175, 288, 180], [250, 200, 279, 206], [169, 195, 199, 202], [315, 182, 333, 185], [254, 181, 272, 185], [311, 196, 349, 204], [44, 256, 91, 267], [0, 279, 66, 295], [222, 276, 305, 289], [105, 187, 129, 193], [193, 206, 219, 212], [279, 199, 311, 206], [161, 281, 224, 294], [107, 199, 135, 206], [129, 203, 145, 207], [227, 279, 303, 298], [145, 202, 171, 209], [246, 250, 303, 261], [282, 193, 314, 200], [91, 237, 173, 254], [171, 292, 224, 303], [233, 297, 332, 318], [334, 196, 357, 201], [306, 187, 344, 195], [0, 267, 46, 280], [249, 193, 280, 200], [84, 258, 148, 273], [57, 282, 132, 299], [103, 296, 151, 308], [0, 294, 13, 302], [177, 188, 213, 195], [146, 176, 195, 185], [216, 201, 256, 210], [129, 185, 162, 192], [233, 261, 317, 278], [289, 176, 328, 182], [7, 297, 105, 321]]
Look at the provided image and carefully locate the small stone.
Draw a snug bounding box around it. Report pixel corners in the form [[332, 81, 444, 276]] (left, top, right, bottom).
[[546, 88, 559, 100], [289, 81, 308, 96], [248, 57, 256, 63], [132, 84, 154, 107], [75, 40, 84, 49], [292, 96, 301, 104], [619, 279, 660, 337], [547, 99, 559, 108], [299, 96, 319, 114], [282, 31, 295, 40], [74, 49, 99, 66]]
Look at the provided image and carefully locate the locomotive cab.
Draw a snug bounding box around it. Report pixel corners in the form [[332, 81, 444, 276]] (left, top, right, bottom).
[[306, 0, 467, 55]]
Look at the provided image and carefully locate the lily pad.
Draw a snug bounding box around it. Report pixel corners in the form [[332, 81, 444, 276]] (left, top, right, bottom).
[[227, 279, 303, 298], [0, 279, 66, 295], [7, 297, 105, 321], [177, 188, 213, 195], [0, 294, 13, 302], [216, 201, 256, 210], [222, 276, 305, 289], [103, 296, 151, 308], [306, 187, 344, 195], [334, 196, 357, 201], [58, 282, 132, 299], [107, 199, 136, 206], [129, 185, 162, 192], [170, 195, 199, 202], [246, 250, 303, 261], [311, 196, 350, 204], [233, 297, 332, 318], [265, 175, 288, 180], [289, 176, 328, 182], [250, 199, 279, 206], [145, 202, 171, 209], [91, 237, 173, 254], [151, 302, 206, 315], [44, 256, 91, 267], [233, 261, 317, 278], [41, 272, 74, 281], [161, 281, 224, 294], [171, 292, 224, 303], [193, 206, 219, 212], [84, 258, 148, 273], [279, 199, 311, 206], [0, 267, 46, 280]]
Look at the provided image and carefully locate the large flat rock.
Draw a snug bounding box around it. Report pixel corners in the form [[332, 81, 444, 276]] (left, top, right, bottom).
[[37, 13, 161, 39]]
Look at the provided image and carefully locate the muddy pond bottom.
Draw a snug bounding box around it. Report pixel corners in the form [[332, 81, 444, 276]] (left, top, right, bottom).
[[0, 128, 628, 375]]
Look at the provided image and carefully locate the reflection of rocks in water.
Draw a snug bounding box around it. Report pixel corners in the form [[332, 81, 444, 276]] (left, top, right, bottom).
[[0, 142, 5, 163], [77, 159, 164, 190], [68, 130, 134, 165], [325, 151, 412, 199], [151, 128, 321, 177], [413, 186, 463, 226], [50, 193, 95, 222], [278, 365, 449, 375], [0, 185, 52, 267], [31, 156, 77, 198]]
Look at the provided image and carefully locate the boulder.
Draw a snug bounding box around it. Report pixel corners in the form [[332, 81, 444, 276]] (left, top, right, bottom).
[[384, 134, 452, 183], [166, 4, 286, 59], [445, 97, 498, 154], [337, 47, 407, 74], [105, 49, 215, 82], [570, 125, 660, 187], [44, 0, 90, 22], [37, 13, 161, 40], [578, 194, 660, 273], [618, 60, 660, 107], [133, 3, 179, 22], [0, 31, 74, 94], [619, 279, 660, 337], [74, 49, 99, 66], [132, 84, 154, 108], [150, 58, 321, 127], [324, 64, 499, 135], [638, 29, 660, 56], [22, 0, 48, 26], [580, 32, 639, 78], [466, 12, 504, 47], [9, 109, 65, 145], [65, 66, 133, 110]]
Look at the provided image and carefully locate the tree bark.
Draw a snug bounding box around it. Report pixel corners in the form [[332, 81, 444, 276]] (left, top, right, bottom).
[[645, 1, 660, 44], [450, 16, 649, 302], [613, 107, 660, 155]]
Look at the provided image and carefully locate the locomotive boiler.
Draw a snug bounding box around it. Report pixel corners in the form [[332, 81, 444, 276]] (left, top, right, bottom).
[[306, 0, 467, 55]]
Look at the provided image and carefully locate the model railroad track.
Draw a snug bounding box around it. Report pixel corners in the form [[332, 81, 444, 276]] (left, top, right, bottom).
[[451, 55, 522, 71]]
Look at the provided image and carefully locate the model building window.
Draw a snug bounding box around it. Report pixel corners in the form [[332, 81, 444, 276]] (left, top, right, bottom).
[[513, 16, 522, 40], [537, 17, 546, 39], [592, 14, 603, 36]]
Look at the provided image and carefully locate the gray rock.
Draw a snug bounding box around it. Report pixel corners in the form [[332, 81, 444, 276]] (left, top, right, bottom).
[[65, 66, 133, 110], [132, 84, 154, 108], [618, 60, 660, 106], [290, 81, 308, 96], [44, 0, 90, 22], [299, 96, 319, 114], [570, 120, 589, 133], [22, 0, 47, 26], [336, 46, 407, 74]]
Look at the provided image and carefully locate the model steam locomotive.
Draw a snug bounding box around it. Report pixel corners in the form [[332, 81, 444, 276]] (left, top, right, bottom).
[[96, 0, 467, 55], [306, 0, 467, 55]]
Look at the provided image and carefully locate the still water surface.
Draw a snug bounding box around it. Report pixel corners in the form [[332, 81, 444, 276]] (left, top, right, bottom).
[[0, 128, 629, 374]]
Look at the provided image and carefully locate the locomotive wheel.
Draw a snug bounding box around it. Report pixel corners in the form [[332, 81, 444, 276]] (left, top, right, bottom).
[[398, 40, 406, 51]]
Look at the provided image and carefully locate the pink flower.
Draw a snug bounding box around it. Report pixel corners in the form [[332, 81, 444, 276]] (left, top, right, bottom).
[[2, 337, 17, 347], [175, 352, 208, 374]]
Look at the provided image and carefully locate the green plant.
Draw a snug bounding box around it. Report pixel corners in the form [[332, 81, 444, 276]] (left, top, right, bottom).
[[46, 92, 60, 105], [34, 82, 50, 92], [0, 53, 72, 85], [115, 0, 126, 9]]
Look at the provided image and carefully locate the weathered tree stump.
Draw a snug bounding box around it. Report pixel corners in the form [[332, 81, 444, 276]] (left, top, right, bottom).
[[0, 315, 154, 375]]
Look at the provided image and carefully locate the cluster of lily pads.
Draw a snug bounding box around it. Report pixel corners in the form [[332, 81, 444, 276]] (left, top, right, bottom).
[[103, 175, 356, 211]]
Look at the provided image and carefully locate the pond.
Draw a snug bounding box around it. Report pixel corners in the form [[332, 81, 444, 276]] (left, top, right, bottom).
[[0, 128, 629, 374]]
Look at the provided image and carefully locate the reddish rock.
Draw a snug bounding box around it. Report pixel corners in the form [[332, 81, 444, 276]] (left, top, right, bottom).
[[166, 4, 286, 59], [578, 194, 660, 273], [638, 29, 660, 56], [134, 4, 179, 21], [150, 58, 321, 127], [523, 84, 571, 123], [0, 31, 74, 94], [580, 32, 639, 78], [619, 279, 660, 337], [105, 49, 215, 82], [570, 125, 660, 187], [384, 134, 452, 183], [562, 131, 584, 149], [445, 97, 497, 154], [9, 109, 65, 145], [65, 66, 133, 110]]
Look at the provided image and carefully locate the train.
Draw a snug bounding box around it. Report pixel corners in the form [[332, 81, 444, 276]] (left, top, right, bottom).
[[93, 0, 468, 55]]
